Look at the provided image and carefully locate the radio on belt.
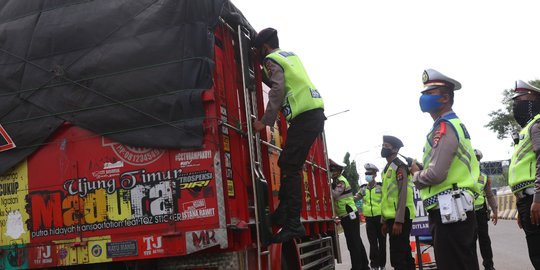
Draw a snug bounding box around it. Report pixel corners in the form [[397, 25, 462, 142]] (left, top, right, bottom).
[[438, 183, 474, 224]]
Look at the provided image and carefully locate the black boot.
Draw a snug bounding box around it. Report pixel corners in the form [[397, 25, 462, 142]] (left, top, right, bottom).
[[272, 170, 304, 243], [271, 218, 305, 243]]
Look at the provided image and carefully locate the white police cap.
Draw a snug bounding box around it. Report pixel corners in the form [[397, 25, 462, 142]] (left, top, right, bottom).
[[512, 80, 540, 99], [329, 159, 346, 169], [422, 69, 462, 92], [364, 163, 379, 172]]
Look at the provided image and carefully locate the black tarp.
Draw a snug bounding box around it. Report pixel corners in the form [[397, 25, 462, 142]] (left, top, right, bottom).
[[0, 0, 254, 175]]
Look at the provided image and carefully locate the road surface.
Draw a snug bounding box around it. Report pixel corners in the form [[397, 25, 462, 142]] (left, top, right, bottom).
[[335, 219, 533, 270]]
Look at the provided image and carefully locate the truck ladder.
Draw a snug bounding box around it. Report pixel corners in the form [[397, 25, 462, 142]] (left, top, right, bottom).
[[296, 237, 335, 270], [237, 25, 272, 270]]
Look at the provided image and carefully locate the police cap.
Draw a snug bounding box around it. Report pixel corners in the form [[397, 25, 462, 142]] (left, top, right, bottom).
[[252, 27, 277, 48], [383, 135, 404, 149], [422, 69, 462, 92], [364, 163, 379, 172], [329, 159, 346, 171], [512, 80, 540, 100]]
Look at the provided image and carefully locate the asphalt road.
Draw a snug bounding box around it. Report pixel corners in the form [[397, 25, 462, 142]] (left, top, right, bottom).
[[335, 219, 533, 270]]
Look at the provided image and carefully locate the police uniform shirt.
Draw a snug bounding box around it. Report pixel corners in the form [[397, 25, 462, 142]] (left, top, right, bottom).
[[355, 181, 380, 200], [413, 111, 460, 189], [261, 49, 286, 126], [383, 161, 410, 224], [530, 121, 540, 203]]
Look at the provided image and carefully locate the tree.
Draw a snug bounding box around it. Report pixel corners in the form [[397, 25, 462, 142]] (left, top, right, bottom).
[[486, 80, 540, 139], [342, 152, 360, 194]]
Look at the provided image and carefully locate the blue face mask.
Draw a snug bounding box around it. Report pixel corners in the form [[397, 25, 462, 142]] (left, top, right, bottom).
[[419, 94, 443, 112], [365, 175, 374, 182]]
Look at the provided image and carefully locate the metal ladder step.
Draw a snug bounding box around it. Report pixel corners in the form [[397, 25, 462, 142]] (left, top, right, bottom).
[[299, 246, 332, 260], [301, 255, 334, 270]]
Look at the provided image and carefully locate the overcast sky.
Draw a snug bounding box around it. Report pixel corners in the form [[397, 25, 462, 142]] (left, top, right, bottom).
[[231, 0, 540, 183]]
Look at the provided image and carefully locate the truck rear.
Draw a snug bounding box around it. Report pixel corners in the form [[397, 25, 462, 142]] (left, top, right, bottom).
[[0, 1, 338, 269]]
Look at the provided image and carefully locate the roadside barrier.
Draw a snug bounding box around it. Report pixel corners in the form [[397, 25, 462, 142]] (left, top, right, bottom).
[[496, 192, 518, 220]]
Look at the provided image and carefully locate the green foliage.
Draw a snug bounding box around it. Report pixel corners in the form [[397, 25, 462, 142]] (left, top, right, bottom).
[[486, 80, 540, 139], [342, 152, 360, 194]]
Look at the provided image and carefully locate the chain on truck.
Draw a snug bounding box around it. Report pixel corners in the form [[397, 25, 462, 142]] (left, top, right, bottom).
[[0, 1, 342, 269]]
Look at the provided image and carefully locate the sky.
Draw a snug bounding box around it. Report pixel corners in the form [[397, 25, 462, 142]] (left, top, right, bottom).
[[231, 0, 540, 183]]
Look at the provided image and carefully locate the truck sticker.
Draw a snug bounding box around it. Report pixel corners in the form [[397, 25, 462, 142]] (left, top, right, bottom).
[[25, 167, 215, 239]]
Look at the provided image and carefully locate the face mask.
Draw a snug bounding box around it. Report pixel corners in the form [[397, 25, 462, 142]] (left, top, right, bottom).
[[513, 100, 540, 127], [365, 175, 374, 182], [419, 94, 443, 113], [381, 148, 393, 158]]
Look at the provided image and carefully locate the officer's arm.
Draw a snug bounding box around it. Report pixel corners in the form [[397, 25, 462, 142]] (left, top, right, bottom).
[[413, 122, 459, 189], [332, 181, 345, 199], [530, 122, 540, 203], [260, 59, 285, 126], [354, 186, 365, 201], [484, 177, 498, 212], [395, 165, 408, 224]]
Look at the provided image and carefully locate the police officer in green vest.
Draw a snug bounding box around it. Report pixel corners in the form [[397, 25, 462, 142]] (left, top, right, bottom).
[[473, 149, 498, 270], [355, 163, 386, 270], [380, 135, 415, 270], [410, 69, 480, 270], [252, 28, 326, 243], [330, 159, 370, 270], [509, 80, 540, 269]]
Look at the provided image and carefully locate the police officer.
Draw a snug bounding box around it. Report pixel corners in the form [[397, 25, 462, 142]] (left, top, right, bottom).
[[410, 69, 480, 270], [252, 28, 326, 243], [330, 159, 370, 270], [473, 149, 498, 270], [509, 80, 540, 269], [380, 135, 416, 270], [355, 163, 386, 270]]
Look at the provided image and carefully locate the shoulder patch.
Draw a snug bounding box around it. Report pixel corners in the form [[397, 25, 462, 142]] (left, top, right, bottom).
[[397, 171, 404, 181], [432, 122, 446, 148]]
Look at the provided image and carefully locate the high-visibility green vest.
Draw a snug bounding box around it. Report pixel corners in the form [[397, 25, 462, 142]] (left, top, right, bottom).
[[264, 50, 324, 121], [334, 175, 357, 217], [360, 183, 383, 217], [381, 159, 416, 220], [421, 113, 480, 211], [509, 114, 540, 193], [474, 172, 487, 209]]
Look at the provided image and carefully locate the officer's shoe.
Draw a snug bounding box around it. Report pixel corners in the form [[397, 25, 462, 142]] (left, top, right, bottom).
[[271, 222, 305, 243]]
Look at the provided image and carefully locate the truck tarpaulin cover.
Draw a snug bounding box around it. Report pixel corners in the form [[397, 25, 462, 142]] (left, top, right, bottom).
[[0, 0, 252, 175]]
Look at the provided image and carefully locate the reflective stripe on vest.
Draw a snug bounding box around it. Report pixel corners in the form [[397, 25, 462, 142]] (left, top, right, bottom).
[[334, 175, 357, 217], [509, 114, 540, 193], [474, 172, 487, 209], [420, 113, 480, 210], [362, 184, 383, 217], [381, 161, 416, 220], [263, 50, 324, 121]]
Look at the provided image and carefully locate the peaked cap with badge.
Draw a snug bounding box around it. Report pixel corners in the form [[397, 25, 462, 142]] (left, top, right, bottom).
[[364, 163, 379, 172], [383, 135, 404, 149], [422, 69, 462, 92], [512, 80, 540, 99]]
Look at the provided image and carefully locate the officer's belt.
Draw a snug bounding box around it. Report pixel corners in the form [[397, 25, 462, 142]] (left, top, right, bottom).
[[338, 189, 353, 200], [515, 187, 535, 200], [423, 187, 478, 209], [511, 180, 535, 193]]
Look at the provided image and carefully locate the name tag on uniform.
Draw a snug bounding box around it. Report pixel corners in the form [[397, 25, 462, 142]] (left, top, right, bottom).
[[348, 211, 357, 220]]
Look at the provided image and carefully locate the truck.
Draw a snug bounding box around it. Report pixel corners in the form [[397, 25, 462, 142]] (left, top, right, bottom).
[[0, 1, 339, 269]]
